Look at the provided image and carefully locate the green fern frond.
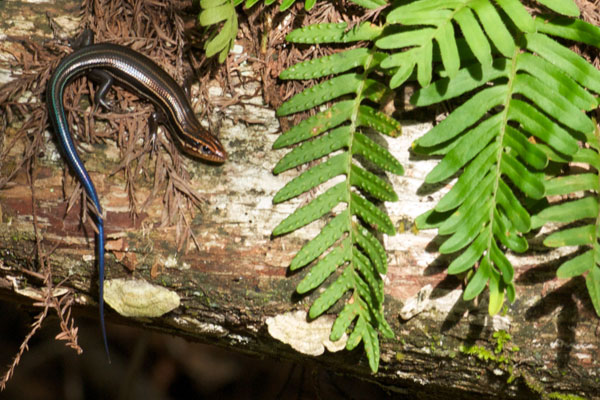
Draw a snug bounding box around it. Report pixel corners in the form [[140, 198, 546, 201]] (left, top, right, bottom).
[[272, 0, 385, 10], [199, 0, 238, 62], [262, 0, 600, 372], [407, 7, 600, 314], [377, 0, 513, 87], [532, 140, 600, 317], [286, 22, 383, 44], [200, 0, 384, 60], [376, 0, 584, 88], [272, 23, 402, 372]]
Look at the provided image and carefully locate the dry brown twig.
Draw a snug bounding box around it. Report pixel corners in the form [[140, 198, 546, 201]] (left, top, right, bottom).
[[0, 278, 84, 391], [0, 303, 50, 391], [0, 160, 82, 391]]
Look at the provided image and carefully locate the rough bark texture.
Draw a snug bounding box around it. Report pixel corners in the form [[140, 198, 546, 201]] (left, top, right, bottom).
[[1, 1, 599, 399]]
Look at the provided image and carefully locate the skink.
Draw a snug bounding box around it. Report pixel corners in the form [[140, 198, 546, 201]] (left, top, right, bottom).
[[47, 30, 226, 360]]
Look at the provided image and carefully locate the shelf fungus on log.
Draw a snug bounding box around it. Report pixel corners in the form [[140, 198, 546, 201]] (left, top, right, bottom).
[[103, 278, 180, 318], [266, 310, 347, 356]]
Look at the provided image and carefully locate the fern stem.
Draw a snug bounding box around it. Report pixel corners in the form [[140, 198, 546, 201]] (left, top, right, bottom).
[[593, 125, 600, 267], [485, 46, 521, 263], [345, 49, 377, 292]]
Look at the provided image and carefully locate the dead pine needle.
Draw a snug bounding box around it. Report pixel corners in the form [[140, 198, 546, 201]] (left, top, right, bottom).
[[0, 161, 83, 391]]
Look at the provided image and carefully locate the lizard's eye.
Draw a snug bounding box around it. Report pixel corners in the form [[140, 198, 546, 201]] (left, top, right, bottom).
[[201, 145, 211, 154]]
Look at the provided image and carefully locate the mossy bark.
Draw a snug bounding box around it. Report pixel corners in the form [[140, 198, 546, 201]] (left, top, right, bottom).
[[0, 1, 599, 399]]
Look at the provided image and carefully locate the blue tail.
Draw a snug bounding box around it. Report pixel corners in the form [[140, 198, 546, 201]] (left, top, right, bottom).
[[97, 219, 111, 363], [48, 53, 111, 363]]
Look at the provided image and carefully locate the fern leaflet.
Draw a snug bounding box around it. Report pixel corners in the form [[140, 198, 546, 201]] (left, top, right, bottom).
[[272, 22, 402, 372], [199, 0, 238, 62]]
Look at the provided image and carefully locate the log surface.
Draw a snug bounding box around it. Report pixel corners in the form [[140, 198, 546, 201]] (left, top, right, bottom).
[[1, 1, 599, 399]]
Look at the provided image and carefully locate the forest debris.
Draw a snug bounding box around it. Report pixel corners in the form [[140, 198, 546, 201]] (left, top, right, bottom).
[[266, 310, 347, 356], [104, 278, 180, 318]]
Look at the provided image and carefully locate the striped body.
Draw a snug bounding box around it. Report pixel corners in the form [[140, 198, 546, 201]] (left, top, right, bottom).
[[47, 41, 226, 361]]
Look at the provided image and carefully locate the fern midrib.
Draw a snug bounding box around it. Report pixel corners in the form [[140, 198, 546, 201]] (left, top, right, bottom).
[[594, 126, 600, 268], [485, 47, 521, 259], [595, 194, 600, 269], [346, 49, 376, 304]]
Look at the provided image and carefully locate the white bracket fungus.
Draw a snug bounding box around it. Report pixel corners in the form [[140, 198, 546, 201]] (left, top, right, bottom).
[[103, 278, 180, 318], [266, 310, 347, 356]]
